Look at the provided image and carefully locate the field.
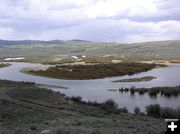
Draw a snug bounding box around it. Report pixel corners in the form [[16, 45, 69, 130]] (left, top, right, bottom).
[[0, 79, 166, 134]]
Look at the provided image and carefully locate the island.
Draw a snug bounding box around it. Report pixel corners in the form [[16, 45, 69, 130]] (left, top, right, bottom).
[[113, 76, 156, 82], [22, 62, 157, 80], [0, 63, 11, 68]]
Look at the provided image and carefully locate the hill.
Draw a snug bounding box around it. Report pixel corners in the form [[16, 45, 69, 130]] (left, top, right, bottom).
[[0, 40, 180, 62], [0, 39, 64, 45]]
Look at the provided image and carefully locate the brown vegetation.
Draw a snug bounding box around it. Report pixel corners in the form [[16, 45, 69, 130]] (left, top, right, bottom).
[[26, 62, 156, 79], [0, 63, 10, 68]]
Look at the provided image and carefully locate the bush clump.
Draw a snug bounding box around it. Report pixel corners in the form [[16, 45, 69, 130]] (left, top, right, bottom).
[[118, 86, 180, 98], [146, 104, 180, 118], [101, 99, 118, 113], [70, 96, 82, 102], [134, 107, 140, 115], [146, 104, 161, 117]]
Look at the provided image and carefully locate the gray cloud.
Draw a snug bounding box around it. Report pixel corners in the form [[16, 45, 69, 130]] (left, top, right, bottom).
[[0, 0, 180, 42]]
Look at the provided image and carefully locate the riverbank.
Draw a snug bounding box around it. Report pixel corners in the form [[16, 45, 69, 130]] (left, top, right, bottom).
[[0, 79, 166, 134], [22, 62, 157, 80], [0, 63, 10, 68]]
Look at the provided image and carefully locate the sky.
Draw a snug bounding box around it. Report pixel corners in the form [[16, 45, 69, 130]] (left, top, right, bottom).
[[0, 0, 180, 43]]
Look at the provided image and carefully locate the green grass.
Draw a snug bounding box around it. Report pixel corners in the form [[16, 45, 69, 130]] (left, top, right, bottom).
[[24, 62, 156, 80], [113, 76, 156, 82]]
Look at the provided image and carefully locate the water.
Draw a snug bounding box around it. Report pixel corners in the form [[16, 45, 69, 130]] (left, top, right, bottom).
[[0, 62, 180, 112]]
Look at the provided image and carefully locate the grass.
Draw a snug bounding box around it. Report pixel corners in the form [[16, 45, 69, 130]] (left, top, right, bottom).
[[113, 76, 156, 82], [24, 62, 156, 80], [0, 79, 166, 134], [0, 63, 10, 68]]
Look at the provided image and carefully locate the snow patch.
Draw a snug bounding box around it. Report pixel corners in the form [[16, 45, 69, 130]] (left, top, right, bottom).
[[4, 57, 25, 61], [71, 56, 79, 59]]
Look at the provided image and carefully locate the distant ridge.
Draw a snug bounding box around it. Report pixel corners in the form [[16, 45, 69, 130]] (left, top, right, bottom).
[[0, 39, 94, 45], [68, 39, 92, 42], [0, 39, 180, 45], [0, 39, 64, 45]]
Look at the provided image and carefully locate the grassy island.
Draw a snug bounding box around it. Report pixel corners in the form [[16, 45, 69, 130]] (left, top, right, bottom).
[[113, 76, 156, 82], [24, 62, 157, 80], [0, 63, 10, 68]]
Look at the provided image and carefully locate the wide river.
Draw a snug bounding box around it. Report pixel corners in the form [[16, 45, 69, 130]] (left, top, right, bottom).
[[0, 62, 180, 112]]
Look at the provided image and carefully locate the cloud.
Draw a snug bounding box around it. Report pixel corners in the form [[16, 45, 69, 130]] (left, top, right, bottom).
[[0, 0, 180, 42], [72, 19, 180, 42]]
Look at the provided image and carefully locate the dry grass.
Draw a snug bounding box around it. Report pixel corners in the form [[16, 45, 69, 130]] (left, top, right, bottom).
[[0, 63, 10, 68], [24, 62, 156, 80]]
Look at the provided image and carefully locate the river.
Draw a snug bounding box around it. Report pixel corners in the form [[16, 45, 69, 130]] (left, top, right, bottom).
[[0, 62, 180, 112]]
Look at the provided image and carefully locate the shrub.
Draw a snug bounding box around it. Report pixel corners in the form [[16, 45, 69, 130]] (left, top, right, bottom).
[[134, 107, 140, 115], [130, 87, 135, 95], [137, 88, 147, 95], [118, 86, 180, 98], [146, 104, 160, 117], [160, 107, 176, 118], [70, 96, 82, 102], [87, 101, 100, 107], [91, 130, 101, 134], [101, 99, 118, 113], [145, 104, 180, 118], [121, 107, 128, 113], [115, 107, 128, 114], [30, 125, 38, 130], [148, 89, 158, 97], [176, 107, 180, 118]]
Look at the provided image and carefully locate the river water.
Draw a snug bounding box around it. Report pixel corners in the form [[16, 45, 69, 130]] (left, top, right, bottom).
[[0, 62, 180, 112]]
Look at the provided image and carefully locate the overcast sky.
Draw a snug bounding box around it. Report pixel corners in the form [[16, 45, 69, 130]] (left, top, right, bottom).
[[0, 0, 180, 43]]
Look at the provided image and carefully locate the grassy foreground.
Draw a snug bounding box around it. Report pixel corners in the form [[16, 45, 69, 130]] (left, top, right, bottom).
[[0, 79, 166, 134], [25, 62, 156, 80]]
